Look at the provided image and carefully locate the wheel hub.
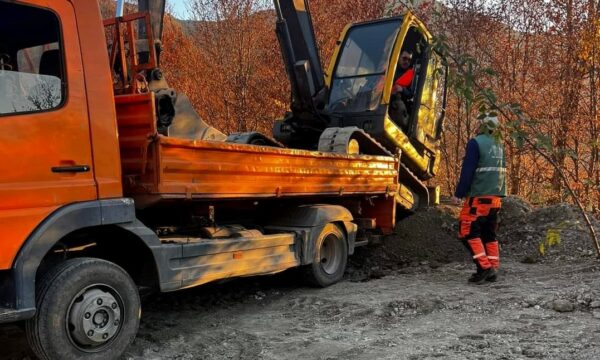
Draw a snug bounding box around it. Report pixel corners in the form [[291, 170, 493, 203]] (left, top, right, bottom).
[[68, 287, 122, 349], [320, 234, 342, 275]]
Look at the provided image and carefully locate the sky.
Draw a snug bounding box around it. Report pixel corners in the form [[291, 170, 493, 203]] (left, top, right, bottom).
[[168, 0, 190, 19], [166, 0, 274, 20]]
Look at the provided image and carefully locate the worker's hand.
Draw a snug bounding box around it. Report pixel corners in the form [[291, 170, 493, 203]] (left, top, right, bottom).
[[451, 196, 462, 206]]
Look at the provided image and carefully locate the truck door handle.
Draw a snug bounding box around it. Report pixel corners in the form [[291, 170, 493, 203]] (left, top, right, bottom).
[[51, 165, 91, 173]]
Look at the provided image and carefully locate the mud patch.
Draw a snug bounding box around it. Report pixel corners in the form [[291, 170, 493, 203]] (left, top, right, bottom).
[[287, 296, 375, 325]]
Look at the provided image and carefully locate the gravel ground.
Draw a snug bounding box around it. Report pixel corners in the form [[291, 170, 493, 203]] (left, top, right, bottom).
[[2, 198, 600, 359]]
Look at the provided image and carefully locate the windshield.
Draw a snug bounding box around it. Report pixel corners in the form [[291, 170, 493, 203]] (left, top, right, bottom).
[[329, 20, 401, 113]]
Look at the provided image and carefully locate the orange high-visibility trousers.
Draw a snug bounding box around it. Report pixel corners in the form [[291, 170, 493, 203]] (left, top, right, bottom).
[[458, 196, 502, 271]]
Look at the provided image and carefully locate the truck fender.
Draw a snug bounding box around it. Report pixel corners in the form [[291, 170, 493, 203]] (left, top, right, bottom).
[[10, 199, 158, 312], [265, 204, 358, 264]]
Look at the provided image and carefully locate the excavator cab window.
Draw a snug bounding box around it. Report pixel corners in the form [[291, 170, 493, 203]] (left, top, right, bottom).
[[389, 26, 428, 134], [328, 19, 401, 113], [0, 2, 64, 116]]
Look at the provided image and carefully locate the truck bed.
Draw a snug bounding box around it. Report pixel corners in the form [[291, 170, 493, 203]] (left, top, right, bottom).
[[116, 93, 398, 207]]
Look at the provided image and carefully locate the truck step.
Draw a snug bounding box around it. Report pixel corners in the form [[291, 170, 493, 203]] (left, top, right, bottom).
[[0, 307, 36, 323], [354, 239, 369, 247]]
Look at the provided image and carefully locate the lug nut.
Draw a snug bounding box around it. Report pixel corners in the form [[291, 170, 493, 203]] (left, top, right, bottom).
[[111, 302, 117, 309], [84, 313, 91, 319], [97, 299, 103, 305], [87, 330, 94, 337], [114, 320, 120, 326], [103, 333, 109, 340]]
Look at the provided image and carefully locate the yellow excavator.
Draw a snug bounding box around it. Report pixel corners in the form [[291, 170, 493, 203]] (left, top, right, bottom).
[[271, 0, 447, 211]]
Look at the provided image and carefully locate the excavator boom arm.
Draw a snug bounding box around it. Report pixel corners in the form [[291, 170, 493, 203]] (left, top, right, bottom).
[[274, 0, 325, 114], [138, 0, 166, 41]]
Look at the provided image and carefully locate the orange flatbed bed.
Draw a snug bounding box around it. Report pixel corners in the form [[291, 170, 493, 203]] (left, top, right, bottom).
[[116, 93, 398, 207]]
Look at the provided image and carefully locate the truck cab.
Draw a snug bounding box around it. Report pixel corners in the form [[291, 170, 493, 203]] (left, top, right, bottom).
[[0, 0, 122, 272]]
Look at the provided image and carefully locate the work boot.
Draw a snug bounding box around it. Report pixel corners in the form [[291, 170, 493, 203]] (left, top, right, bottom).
[[468, 268, 495, 285], [468, 271, 480, 283], [487, 270, 498, 282]]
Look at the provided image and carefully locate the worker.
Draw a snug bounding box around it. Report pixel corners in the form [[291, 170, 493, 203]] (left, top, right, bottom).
[[389, 50, 414, 130], [451, 115, 506, 284], [392, 50, 414, 94]]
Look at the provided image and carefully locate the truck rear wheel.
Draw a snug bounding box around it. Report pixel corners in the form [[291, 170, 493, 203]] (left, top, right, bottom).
[[25, 258, 140, 360], [304, 223, 348, 287]]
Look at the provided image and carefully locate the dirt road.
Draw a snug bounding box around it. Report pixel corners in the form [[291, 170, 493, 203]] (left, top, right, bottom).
[[3, 198, 600, 359], [3, 257, 600, 360]]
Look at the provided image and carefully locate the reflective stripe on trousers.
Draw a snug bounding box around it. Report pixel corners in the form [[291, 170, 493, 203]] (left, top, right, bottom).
[[459, 196, 502, 270]]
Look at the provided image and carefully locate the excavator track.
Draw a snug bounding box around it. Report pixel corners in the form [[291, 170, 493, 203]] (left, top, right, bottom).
[[317, 127, 429, 211], [317, 127, 393, 156], [398, 161, 429, 211], [227, 132, 284, 147]]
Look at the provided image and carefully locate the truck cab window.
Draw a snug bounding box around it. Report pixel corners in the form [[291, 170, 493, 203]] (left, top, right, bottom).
[[0, 2, 64, 116]]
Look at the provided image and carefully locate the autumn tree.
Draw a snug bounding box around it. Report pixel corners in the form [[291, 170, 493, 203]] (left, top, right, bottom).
[[406, 0, 600, 209], [99, 0, 600, 210], [173, 0, 287, 134]]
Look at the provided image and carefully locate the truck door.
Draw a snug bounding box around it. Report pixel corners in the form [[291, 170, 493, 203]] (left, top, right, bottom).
[[0, 1, 96, 269]]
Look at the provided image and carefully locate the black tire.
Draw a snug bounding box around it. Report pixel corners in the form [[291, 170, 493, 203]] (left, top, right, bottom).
[[304, 223, 348, 287], [25, 258, 141, 360]]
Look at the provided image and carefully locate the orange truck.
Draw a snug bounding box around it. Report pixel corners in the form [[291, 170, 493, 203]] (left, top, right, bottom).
[[0, 1, 421, 359]]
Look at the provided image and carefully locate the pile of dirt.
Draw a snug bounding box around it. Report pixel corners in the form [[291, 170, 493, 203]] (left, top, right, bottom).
[[499, 201, 600, 262], [348, 196, 599, 279], [500, 195, 533, 223], [347, 204, 468, 281], [390, 204, 465, 263]]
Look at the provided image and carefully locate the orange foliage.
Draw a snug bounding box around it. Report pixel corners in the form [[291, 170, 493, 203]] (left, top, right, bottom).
[[428, 0, 600, 208], [99, 0, 600, 209], [159, 0, 387, 134]]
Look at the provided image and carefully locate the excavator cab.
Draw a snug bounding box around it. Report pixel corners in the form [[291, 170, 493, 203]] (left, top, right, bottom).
[[325, 13, 447, 179], [326, 19, 399, 115]]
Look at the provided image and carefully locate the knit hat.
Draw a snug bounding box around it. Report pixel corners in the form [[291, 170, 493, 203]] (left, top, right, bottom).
[[479, 115, 500, 132]]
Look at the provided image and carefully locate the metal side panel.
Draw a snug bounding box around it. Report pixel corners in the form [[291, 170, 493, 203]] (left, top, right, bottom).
[[134, 136, 398, 202], [164, 233, 300, 291]]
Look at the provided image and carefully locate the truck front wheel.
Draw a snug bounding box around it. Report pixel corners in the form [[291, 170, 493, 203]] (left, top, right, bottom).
[[304, 223, 348, 287], [25, 258, 141, 360]]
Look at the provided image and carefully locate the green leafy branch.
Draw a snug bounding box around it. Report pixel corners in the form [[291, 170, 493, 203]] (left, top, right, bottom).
[[539, 220, 578, 256]]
